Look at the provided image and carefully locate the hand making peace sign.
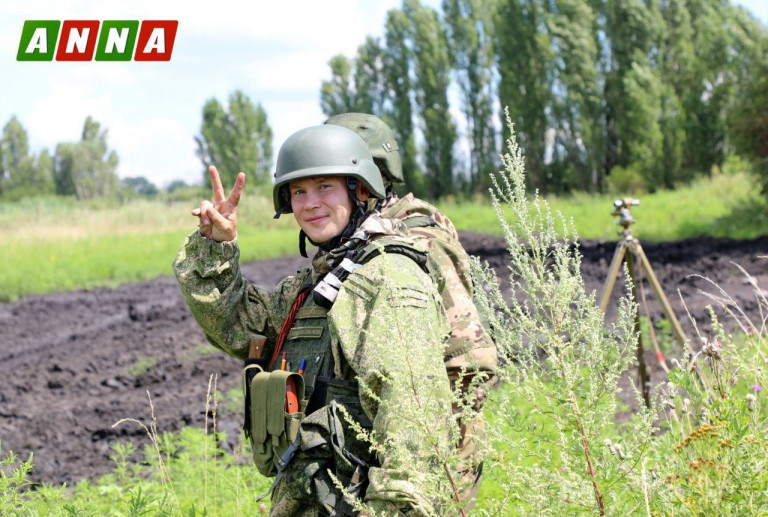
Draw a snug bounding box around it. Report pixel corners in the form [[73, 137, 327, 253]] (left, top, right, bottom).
[[191, 166, 245, 242]]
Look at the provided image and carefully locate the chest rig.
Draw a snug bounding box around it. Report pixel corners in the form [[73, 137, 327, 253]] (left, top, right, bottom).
[[242, 236, 429, 508]]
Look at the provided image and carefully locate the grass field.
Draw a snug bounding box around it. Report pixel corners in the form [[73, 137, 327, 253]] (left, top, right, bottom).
[[1, 169, 764, 301], [442, 168, 766, 241], [2, 166, 766, 514]]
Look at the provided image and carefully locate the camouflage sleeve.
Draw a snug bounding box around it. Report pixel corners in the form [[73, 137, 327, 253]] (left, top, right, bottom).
[[328, 253, 456, 515], [172, 230, 308, 360], [418, 226, 498, 378]]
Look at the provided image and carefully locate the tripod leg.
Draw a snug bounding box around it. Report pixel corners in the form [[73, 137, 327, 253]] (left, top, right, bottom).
[[626, 252, 651, 408], [599, 242, 627, 313], [634, 245, 688, 346]]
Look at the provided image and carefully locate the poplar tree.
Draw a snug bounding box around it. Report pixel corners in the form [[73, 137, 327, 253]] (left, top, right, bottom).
[[548, 0, 603, 191], [0, 117, 55, 199], [443, 0, 497, 190], [602, 0, 665, 187], [354, 36, 387, 117], [54, 117, 120, 199], [495, 0, 554, 193], [195, 90, 273, 188], [383, 8, 421, 194], [0, 117, 30, 196], [320, 55, 358, 116], [405, 0, 457, 198]]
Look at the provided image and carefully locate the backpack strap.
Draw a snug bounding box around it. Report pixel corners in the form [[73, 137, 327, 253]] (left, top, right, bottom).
[[312, 237, 430, 308], [351, 238, 430, 275]]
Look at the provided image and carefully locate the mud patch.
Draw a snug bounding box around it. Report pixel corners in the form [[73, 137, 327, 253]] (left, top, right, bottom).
[[0, 233, 765, 486]]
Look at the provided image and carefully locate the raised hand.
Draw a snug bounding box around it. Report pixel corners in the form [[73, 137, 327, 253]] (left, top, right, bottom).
[[191, 166, 245, 242]]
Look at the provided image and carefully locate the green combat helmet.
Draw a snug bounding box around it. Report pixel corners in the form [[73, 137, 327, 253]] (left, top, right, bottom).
[[325, 113, 404, 185], [273, 124, 386, 217]]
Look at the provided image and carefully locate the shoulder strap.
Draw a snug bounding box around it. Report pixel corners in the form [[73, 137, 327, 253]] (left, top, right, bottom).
[[401, 214, 436, 230], [352, 238, 430, 275]]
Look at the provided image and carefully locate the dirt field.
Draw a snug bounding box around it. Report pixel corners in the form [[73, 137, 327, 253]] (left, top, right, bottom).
[[1, 232, 766, 487]]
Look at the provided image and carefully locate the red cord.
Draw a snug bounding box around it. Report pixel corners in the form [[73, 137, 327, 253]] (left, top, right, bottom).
[[269, 288, 311, 370]]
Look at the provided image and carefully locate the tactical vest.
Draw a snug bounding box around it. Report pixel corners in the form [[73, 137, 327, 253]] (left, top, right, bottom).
[[242, 237, 429, 513]]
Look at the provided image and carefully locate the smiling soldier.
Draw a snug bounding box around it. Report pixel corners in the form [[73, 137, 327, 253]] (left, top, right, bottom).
[[173, 125, 457, 516]]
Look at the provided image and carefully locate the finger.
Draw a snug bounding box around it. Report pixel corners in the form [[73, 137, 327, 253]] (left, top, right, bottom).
[[191, 207, 201, 216], [227, 172, 246, 207], [207, 205, 230, 226], [199, 200, 213, 225], [209, 166, 226, 204]]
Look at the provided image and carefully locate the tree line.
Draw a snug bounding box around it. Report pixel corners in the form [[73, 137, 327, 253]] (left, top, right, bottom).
[[0, 90, 273, 202], [320, 0, 768, 198], [4, 0, 766, 203], [0, 116, 121, 201]]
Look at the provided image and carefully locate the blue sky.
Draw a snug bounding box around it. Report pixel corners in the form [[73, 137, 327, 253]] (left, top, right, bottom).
[[1, 0, 765, 188]]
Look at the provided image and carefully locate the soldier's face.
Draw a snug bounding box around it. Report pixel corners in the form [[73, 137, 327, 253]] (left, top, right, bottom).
[[289, 176, 353, 244]]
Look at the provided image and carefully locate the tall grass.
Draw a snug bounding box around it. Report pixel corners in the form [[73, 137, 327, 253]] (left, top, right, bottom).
[[1, 166, 765, 302], [0, 195, 298, 301], [441, 168, 766, 242]]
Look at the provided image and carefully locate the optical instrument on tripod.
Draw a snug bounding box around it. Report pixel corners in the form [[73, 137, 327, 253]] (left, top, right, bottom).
[[599, 198, 687, 407]]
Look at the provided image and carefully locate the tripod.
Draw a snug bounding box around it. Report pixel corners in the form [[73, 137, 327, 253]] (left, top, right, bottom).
[[598, 198, 687, 407]]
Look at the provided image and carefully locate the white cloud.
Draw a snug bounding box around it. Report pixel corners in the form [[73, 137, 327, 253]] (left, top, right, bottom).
[[1, 0, 432, 192], [111, 117, 200, 187], [26, 79, 116, 147]]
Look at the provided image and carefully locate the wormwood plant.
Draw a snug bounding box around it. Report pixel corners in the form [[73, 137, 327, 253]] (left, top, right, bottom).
[[471, 112, 660, 515], [0, 444, 34, 512], [649, 270, 768, 515]]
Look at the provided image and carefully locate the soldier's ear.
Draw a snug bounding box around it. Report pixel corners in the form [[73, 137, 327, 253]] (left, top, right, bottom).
[[356, 183, 370, 201]]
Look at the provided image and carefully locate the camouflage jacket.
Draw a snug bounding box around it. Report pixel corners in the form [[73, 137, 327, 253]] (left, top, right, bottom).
[[381, 194, 497, 380], [172, 215, 455, 516]]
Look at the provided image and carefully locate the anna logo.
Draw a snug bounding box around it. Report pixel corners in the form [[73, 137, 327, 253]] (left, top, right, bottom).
[[17, 20, 178, 61]]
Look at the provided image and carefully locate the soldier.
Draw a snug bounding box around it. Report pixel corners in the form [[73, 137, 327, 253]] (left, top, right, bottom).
[[325, 113, 498, 505], [173, 124, 457, 515]]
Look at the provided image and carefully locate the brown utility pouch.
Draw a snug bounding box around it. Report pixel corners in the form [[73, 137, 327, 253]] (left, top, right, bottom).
[[244, 369, 305, 477]]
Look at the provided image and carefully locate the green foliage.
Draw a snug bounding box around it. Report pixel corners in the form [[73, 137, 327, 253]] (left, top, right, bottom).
[[54, 116, 120, 200], [649, 296, 768, 514], [547, 0, 603, 193], [194, 90, 273, 188], [495, 0, 554, 193], [1, 428, 273, 516], [121, 177, 160, 198], [442, 0, 497, 191], [383, 8, 422, 197], [320, 54, 364, 117], [728, 31, 768, 194], [405, 0, 458, 199], [0, 445, 34, 512], [318, 0, 768, 198], [0, 116, 55, 200], [604, 164, 647, 195], [471, 112, 658, 514]]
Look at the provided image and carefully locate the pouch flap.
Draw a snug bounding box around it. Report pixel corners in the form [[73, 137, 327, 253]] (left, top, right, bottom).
[[267, 371, 305, 436], [251, 371, 270, 443]]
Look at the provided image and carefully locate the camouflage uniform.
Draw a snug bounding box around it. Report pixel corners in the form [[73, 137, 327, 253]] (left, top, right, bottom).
[[173, 212, 456, 515], [381, 194, 497, 505]]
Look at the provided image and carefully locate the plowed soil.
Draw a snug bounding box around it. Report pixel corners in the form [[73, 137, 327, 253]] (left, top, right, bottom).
[[1, 232, 766, 487]]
